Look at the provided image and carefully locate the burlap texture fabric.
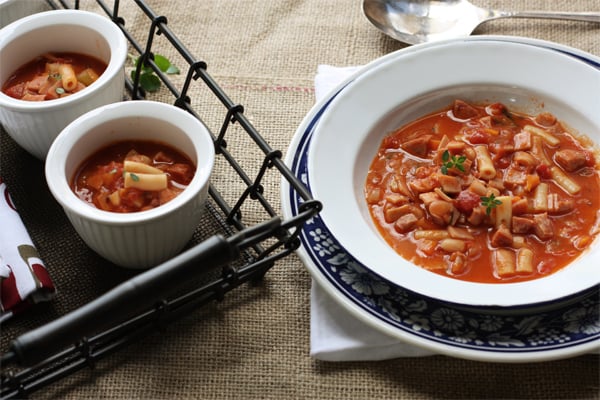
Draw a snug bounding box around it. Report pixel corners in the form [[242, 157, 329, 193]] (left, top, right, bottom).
[[1, 0, 599, 398]]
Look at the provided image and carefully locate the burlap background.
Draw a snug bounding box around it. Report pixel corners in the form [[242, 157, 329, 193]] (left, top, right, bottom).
[[1, 0, 599, 398]]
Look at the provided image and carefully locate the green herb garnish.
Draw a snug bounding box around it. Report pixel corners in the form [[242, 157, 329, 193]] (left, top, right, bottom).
[[481, 193, 502, 215], [440, 150, 466, 175], [129, 172, 140, 182], [55, 87, 65, 95], [129, 53, 180, 93]]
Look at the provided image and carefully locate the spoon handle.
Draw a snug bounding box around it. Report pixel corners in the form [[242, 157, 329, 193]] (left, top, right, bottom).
[[496, 10, 600, 23]]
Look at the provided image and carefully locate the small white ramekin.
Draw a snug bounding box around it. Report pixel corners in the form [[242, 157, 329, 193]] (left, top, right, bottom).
[[45, 101, 216, 269], [0, 9, 128, 160]]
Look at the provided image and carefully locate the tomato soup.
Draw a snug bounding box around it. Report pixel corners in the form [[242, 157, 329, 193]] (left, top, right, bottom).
[[2, 52, 107, 101], [72, 140, 196, 213], [364, 100, 600, 283]]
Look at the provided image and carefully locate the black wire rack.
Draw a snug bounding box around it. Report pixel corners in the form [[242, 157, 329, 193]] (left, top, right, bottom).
[[0, 0, 321, 398]]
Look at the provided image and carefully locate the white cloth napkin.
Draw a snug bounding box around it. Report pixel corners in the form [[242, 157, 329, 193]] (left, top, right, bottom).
[[309, 65, 434, 361]]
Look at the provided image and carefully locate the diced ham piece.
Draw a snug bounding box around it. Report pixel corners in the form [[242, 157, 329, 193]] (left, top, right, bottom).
[[446, 140, 466, 153], [467, 207, 487, 226], [384, 193, 409, 206], [3, 82, 25, 99], [438, 174, 461, 194], [21, 93, 46, 101], [394, 213, 419, 233], [533, 212, 554, 240], [511, 198, 529, 215], [384, 205, 406, 223], [25, 75, 49, 92], [512, 151, 538, 170], [511, 216, 535, 234], [366, 187, 383, 204], [513, 131, 532, 151], [384, 204, 423, 224], [165, 163, 194, 183], [554, 149, 589, 172], [408, 176, 437, 194], [154, 151, 174, 163], [453, 100, 479, 120], [547, 194, 574, 215], [490, 223, 513, 247], [419, 191, 440, 207], [503, 167, 527, 188], [401, 135, 432, 158]]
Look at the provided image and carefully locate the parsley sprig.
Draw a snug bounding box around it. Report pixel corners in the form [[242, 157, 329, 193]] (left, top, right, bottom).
[[440, 150, 466, 175], [481, 193, 502, 215], [129, 53, 180, 93]]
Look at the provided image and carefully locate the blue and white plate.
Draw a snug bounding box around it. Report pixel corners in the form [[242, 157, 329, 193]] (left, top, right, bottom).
[[281, 36, 600, 362], [306, 37, 600, 309]]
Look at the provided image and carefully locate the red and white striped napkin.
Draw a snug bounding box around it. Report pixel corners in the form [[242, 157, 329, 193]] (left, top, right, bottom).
[[0, 179, 56, 322]]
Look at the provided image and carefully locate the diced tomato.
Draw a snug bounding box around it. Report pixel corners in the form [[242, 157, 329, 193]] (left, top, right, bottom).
[[495, 156, 511, 169], [536, 164, 552, 179], [455, 190, 480, 214], [468, 130, 489, 144], [486, 102, 507, 116], [382, 135, 401, 149], [86, 172, 104, 190], [535, 112, 557, 127]]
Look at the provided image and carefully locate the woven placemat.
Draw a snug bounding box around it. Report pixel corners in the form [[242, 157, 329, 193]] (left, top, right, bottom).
[[1, 0, 599, 399]]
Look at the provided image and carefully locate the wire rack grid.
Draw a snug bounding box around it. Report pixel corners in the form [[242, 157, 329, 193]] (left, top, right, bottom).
[[0, 0, 321, 398]]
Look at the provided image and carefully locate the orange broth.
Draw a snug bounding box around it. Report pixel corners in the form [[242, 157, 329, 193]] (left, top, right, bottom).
[[364, 100, 600, 283], [72, 140, 196, 213]]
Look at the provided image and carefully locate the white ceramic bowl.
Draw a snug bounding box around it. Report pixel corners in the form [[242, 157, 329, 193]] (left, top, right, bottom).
[[0, 0, 49, 28], [0, 9, 127, 160], [45, 101, 216, 269], [308, 38, 600, 309]]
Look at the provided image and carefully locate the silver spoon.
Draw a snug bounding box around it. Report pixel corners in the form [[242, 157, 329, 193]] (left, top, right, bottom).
[[363, 0, 600, 45]]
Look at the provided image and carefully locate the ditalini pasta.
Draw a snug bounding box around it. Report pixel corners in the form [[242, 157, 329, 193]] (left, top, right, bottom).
[[365, 100, 600, 283], [2, 52, 106, 101], [71, 140, 196, 213]]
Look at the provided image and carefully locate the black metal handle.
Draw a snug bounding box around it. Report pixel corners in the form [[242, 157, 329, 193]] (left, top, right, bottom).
[[9, 235, 239, 367]]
